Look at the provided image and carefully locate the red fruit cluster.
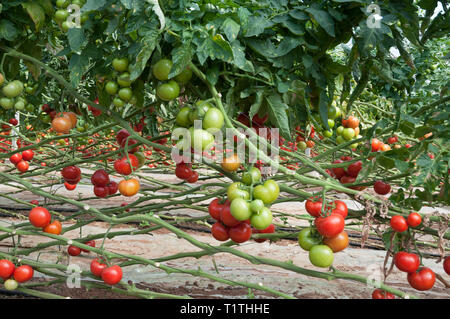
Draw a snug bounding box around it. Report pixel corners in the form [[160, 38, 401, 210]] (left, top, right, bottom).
[[175, 162, 198, 183], [91, 169, 118, 198], [394, 251, 435, 291], [67, 240, 96, 256], [390, 212, 422, 233], [0, 260, 34, 283], [9, 149, 34, 173], [326, 156, 364, 190], [90, 258, 122, 285], [88, 98, 102, 117], [116, 129, 139, 153], [371, 138, 391, 152]]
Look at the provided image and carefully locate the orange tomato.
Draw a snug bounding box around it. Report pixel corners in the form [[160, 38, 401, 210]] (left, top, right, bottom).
[[380, 144, 391, 151], [118, 178, 140, 197], [306, 140, 315, 148], [43, 220, 62, 235], [221, 154, 241, 172], [323, 231, 349, 252], [59, 112, 78, 129], [346, 116, 360, 129], [354, 126, 360, 136]]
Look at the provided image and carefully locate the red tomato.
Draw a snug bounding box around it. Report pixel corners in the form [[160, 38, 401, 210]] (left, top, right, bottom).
[[16, 160, 29, 173], [90, 258, 107, 277], [43, 220, 62, 235], [346, 161, 362, 178], [175, 163, 193, 180], [407, 212, 422, 228], [407, 268, 435, 291], [81, 240, 96, 253], [208, 198, 223, 221], [340, 175, 356, 184], [120, 138, 139, 153], [114, 155, 139, 175], [186, 171, 199, 183], [228, 222, 252, 243], [394, 251, 420, 273], [28, 206, 51, 228], [9, 153, 22, 165], [374, 180, 391, 195], [94, 186, 109, 198], [0, 259, 15, 280], [323, 231, 349, 252], [331, 160, 346, 179], [116, 129, 131, 145], [61, 166, 81, 183], [372, 289, 395, 299], [101, 265, 123, 285], [30, 200, 39, 206], [107, 181, 118, 195], [67, 245, 81, 256], [390, 215, 408, 232], [9, 118, 18, 126], [91, 169, 110, 187], [211, 222, 229, 241], [333, 200, 348, 219], [252, 224, 275, 243], [387, 136, 398, 144], [371, 138, 382, 152], [220, 203, 241, 227], [64, 182, 77, 191], [305, 197, 323, 218], [13, 265, 34, 283], [21, 150, 34, 161], [444, 256, 450, 276], [314, 213, 345, 238]]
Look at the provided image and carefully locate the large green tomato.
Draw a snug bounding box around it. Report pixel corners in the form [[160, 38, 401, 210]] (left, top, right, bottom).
[[153, 59, 173, 81], [250, 199, 265, 214], [230, 198, 252, 221], [242, 167, 262, 185], [0, 97, 14, 109], [105, 81, 119, 95], [113, 97, 126, 108], [309, 245, 334, 268], [250, 207, 273, 230], [336, 126, 344, 135], [227, 182, 250, 201], [112, 58, 129, 72], [176, 107, 192, 127], [118, 87, 133, 101], [188, 127, 214, 151], [264, 180, 280, 203], [342, 128, 356, 141], [175, 68, 193, 85], [54, 9, 69, 22], [327, 119, 335, 129], [298, 228, 322, 251], [2, 80, 23, 98], [327, 105, 341, 120], [117, 72, 132, 87], [253, 185, 272, 205], [157, 81, 180, 101], [202, 108, 224, 132]]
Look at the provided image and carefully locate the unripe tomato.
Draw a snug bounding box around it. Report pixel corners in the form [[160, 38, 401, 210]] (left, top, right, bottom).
[[309, 245, 334, 268], [117, 72, 132, 87], [105, 81, 119, 95], [28, 206, 51, 228], [175, 107, 193, 127], [242, 167, 262, 186], [298, 228, 322, 251], [118, 87, 133, 101], [52, 116, 72, 134], [118, 178, 140, 197], [13, 265, 33, 283], [203, 108, 224, 132], [2, 80, 24, 98], [153, 59, 173, 81], [250, 207, 273, 230], [4, 279, 18, 291], [101, 265, 123, 285], [174, 68, 193, 84], [112, 58, 129, 72], [323, 231, 349, 252], [346, 116, 359, 129], [156, 81, 180, 101]]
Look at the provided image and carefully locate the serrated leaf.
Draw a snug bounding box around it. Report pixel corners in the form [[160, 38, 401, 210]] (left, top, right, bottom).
[[222, 17, 240, 42], [67, 28, 85, 52], [69, 54, 90, 88], [231, 40, 254, 73], [305, 6, 335, 37], [244, 15, 274, 37], [0, 20, 19, 41], [168, 40, 193, 78], [22, 2, 45, 32], [129, 23, 160, 81], [81, 0, 107, 13], [249, 91, 264, 119], [266, 94, 290, 139]]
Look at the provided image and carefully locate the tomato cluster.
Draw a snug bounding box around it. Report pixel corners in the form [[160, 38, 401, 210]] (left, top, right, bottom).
[[0, 78, 27, 111], [9, 149, 34, 173], [309, 100, 342, 140], [0, 260, 34, 290], [53, 0, 88, 32], [67, 240, 95, 256], [91, 169, 118, 198], [393, 251, 436, 291], [371, 138, 392, 152], [175, 162, 198, 183], [327, 156, 364, 190], [390, 212, 422, 233], [299, 198, 349, 268], [153, 58, 192, 102], [61, 165, 81, 190], [336, 116, 362, 148], [90, 258, 123, 285], [51, 111, 78, 134], [28, 206, 62, 235]]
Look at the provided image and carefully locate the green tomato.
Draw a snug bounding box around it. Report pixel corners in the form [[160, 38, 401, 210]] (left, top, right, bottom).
[[227, 182, 250, 202], [202, 107, 224, 132], [253, 185, 272, 205], [336, 135, 345, 145], [230, 198, 252, 221], [175, 68, 193, 85], [175, 107, 192, 127], [129, 95, 138, 105], [336, 126, 344, 135], [264, 180, 280, 203], [25, 84, 37, 95], [61, 21, 71, 32], [0, 73, 4, 87], [153, 59, 173, 81], [80, 13, 89, 24], [2, 80, 24, 98], [54, 9, 69, 22], [298, 228, 322, 251], [134, 151, 146, 168], [156, 81, 180, 101], [189, 127, 214, 151], [342, 128, 356, 141], [189, 101, 212, 122], [71, 0, 85, 7], [14, 100, 25, 110], [0, 97, 14, 109], [113, 97, 126, 108], [297, 141, 307, 151], [328, 105, 341, 120], [41, 114, 52, 124], [112, 58, 129, 72], [242, 167, 262, 186], [250, 207, 273, 230], [323, 130, 333, 138], [76, 126, 86, 133], [349, 142, 359, 149], [118, 87, 133, 101], [105, 81, 119, 95], [4, 279, 18, 291], [327, 119, 335, 129], [117, 72, 132, 87], [56, 0, 70, 8], [309, 245, 334, 268], [25, 103, 34, 113], [250, 199, 265, 214]]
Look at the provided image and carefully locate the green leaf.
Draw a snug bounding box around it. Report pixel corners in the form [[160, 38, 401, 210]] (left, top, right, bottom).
[[36, 0, 54, 16], [399, 120, 415, 135], [0, 20, 19, 41], [67, 28, 85, 52], [305, 6, 335, 37], [81, 0, 107, 13], [249, 91, 264, 119], [378, 155, 395, 170], [69, 54, 90, 88], [168, 39, 193, 79], [206, 65, 220, 86], [120, 0, 145, 11], [231, 40, 254, 73], [222, 17, 240, 42], [266, 94, 291, 139], [22, 40, 42, 80], [129, 22, 160, 81], [289, 9, 309, 20], [394, 159, 410, 173], [22, 2, 46, 32], [244, 15, 274, 37]]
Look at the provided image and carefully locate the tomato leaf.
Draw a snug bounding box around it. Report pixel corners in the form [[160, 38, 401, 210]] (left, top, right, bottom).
[[0, 20, 19, 42], [129, 22, 160, 81], [305, 5, 335, 37], [22, 2, 46, 32], [168, 38, 193, 79], [266, 94, 291, 139]]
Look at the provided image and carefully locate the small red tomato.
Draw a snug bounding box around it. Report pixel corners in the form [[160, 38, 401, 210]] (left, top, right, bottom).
[[101, 265, 123, 285], [21, 149, 34, 161], [373, 180, 391, 195], [16, 160, 29, 173], [43, 220, 62, 235], [186, 171, 199, 183], [305, 197, 323, 218], [394, 251, 420, 273], [91, 169, 110, 187], [372, 289, 395, 299], [28, 206, 51, 228], [444, 256, 450, 276], [407, 212, 422, 228], [211, 222, 230, 241], [175, 163, 193, 180], [253, 224, 275, 243], [64, 182, 77, 191], [332, 200, 348, 219], [208, 198, 223, 221], [13, 265, 34, 283], [30, 200, 39, 206], [94, 186, 109, 198], [0, 259, 15, 280], [81, 240, 96, 253], [387, 136, 398, 144], [407, 267, 435, 291], [9, 118, 18, 126], [67, 245, 81, 256], [228, 222, 252, 243], [314, 213, 345, 238], [390, 215, 408, 233], [346, 161, 362, 178], [220, 203, 241, 227], [107, 181, 118, 195], [90, 258, 107, 277], [9, 153, 22, 165], [331, 160, 346, 179]]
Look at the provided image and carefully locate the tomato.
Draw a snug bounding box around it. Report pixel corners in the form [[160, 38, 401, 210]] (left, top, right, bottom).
[[228, 222, 252, 243], [372, 289, 395, 299], [94, 186, 109, 198], [113, 97, 126, 108], [67, 245, 81, 256], [118, 87, 133, 102], [2, 80, 23, 98], [0, 259, 15, 280], [157, 81, 180, 101], [52, 116, 72, 134], [323, 231, 349, 252], [186, 171, 199, 183], [107, 181, 118, 195], [118, 178, 140, 197], [105, 81, 119, 95], [263, 180, 280, 203], [405, 143, 412, 148], [380, 143, 391, 152], [371, 138, 383, 152], [9, 153, 22, 165], [249, 199, 265, 214], [407, 267, 435, 291], [394, 251, 420, 273], [57, 112, 77, 129], [175, 68, 193, 85], [114, 155, 139, 175], [117, 72, 132, 87], [387, 136, 398, 144], [298, 228, 322, 251], [115, 129, 131, 145], [227, 182, 249, 202], [390, 215, 408, 232], [101, 265, 123, 285], [43, 220, 62, 235], [13, 265, 33, 283], [332, 200, 348, 219], [346, 161, 362, 178], [229, 198, 252, 221], [4, 279, 18, 291], [175, 107, 193, 127], [315, 213, 345, 238], [189, 127, 214, 151], [221, 153, 240, 172], [340, 175, 356, 184], [9, 118, 18, 126], [444, 256, 450, 275], [342, 128, 355, 141], [153, 59, 173, 81], [56, 0, 70, 8], [90, 258, 107, 277], [331, 160, 345, 179], [309, 245, 334, 268], [175, 163, 193, 180], [328, 105, 341, 120], [211, 222, 229, 241], [297, 141, 307, 151], [346, 116, 359, 129], [373, 180, 391, 195], [252, 224, 275, 243], [208, 198, 223, 221], [0, 72, 4, 86], [29, 206, 51, 228], [0, 97, 14, 109], [407, 212, 422, 227], [306, 140, 315, 148], [220, 202, 241, 227], [242, 167, 262, 186], [203, 108, 224, 132], [305, 197, 322, 218], [90, 169, 109, 187], [16, 160, 29, 173], [189, 101, 212, 122], [61, 166, 81, 183], [250, 207, 272, 230], [22, 150, 34, 161], [112, 58, 129, 72], [120, 138, 139, 153]]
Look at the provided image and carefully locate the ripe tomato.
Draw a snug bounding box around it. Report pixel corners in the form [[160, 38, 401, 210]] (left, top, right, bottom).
[[221, 153, 241, 172], [16, 160, 29, 173], [387, 136, 398, 144], [253, 224, 275, 243], [175, 163, 193, 180], [346, 116, 360, 129], [107, 181, 118, 195], [309, 245, 334, 268], [407, 267, 435, 291], [51, 116, 72, 134], [61, 166, 81, 183], [81, 240, 96, 253], [28, 206, 51, 228], [101, 265, 123, 285], [374, 180, 391, 195], [331, 159, 346, 179], [91, 169, 110, 187], [22, 150, 34, 161], [228, 222, 252, 243], [211, 222, 229, 241], [94, 186, 109, 198], [390, 215, 408, 232], [118, 178, 140, 197], [90, 258, 107, 277], [9, 153, 22, 165], [298, 228, 322, 251], [43, 220, 62, 235], [220, 202, 241, 227], [250, 207, 273, 230], [64, 182, 77, 191], [372, 289, 395, 299], [340, 175, 356, 184], [13, 265, 33, 283], [114, 155, 139, 175], [30, 200, 39, 206], [186, 170, 199, 183], [116, 129, 131, 145], [332, 200, 348, 219], [444, 256, 450, 275], [0, 259, 15, 280], [120, 138, 139, 153], [407, 212, 422, 228], [394, 251, 420, 273], [323, 231, 349, 252], [305, 197, 323, 217], [371, 138, 383, 152], [56, 112, 77, 129], [346, 161, 362, 178], [314, 213, 345, 238], [67, 245, 81, 256]]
